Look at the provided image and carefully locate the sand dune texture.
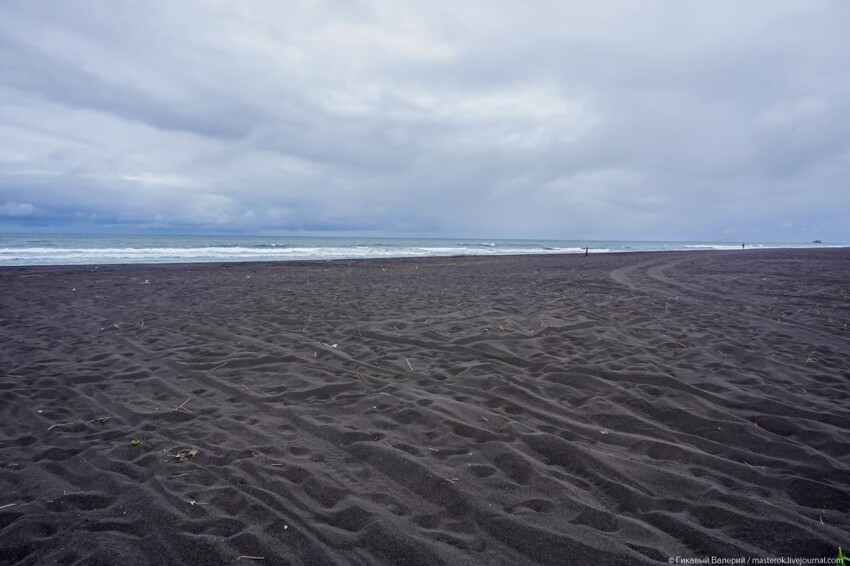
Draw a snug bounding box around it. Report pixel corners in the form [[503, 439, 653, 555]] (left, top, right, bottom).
[[1, 249, 848, 564]]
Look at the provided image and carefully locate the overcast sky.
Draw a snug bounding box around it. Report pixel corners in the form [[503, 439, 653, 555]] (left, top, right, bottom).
[[1, 1, 848, 242]]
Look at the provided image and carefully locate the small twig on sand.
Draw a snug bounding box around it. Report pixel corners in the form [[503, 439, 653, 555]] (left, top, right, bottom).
[[170, 473, 188, 479], [405, 358, 414, 371], [48, 415, 110, 430], [237, 557, 266, 561], [671, 341, 687, 349], [211, 361, 228, 371], [173, 398, 192, 413], [0, 503, 16, 509]]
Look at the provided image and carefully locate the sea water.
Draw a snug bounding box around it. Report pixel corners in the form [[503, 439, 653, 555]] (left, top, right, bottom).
[[0, 233, 843, 267]]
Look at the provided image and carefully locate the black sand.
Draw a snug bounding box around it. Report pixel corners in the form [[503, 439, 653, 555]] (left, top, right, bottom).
[[1, 249, 848, 564]]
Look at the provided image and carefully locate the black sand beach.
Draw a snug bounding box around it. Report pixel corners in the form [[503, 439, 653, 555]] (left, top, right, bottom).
[[1, 249, 848, 564]]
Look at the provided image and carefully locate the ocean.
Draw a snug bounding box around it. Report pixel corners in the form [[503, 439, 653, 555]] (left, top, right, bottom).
[[0, 233, 842, 267]]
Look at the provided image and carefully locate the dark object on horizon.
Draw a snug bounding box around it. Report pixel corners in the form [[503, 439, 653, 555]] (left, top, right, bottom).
[[742, 243, 745, 249], [813, 240, 822, 243], [585, 247, 589, 257]]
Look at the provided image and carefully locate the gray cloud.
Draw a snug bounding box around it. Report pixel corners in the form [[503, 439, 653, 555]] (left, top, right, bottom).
[[1, 0, 848, 241]]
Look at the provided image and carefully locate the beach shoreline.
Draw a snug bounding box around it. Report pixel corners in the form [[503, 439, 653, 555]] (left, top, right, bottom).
[[2, 231, 846, 268], [1, 249, 848, 564]]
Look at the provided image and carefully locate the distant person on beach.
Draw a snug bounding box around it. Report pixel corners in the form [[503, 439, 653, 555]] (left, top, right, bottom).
[[742, 243, 745, 249]]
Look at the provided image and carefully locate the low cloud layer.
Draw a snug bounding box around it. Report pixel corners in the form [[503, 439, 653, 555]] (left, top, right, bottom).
[[1, 1, 848, 241]]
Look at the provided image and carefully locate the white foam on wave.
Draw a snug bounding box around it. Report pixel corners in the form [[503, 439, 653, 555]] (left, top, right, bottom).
[[8, 239, 830, 266], [683, 244, 753, 251], [0, 244, 594, 265]]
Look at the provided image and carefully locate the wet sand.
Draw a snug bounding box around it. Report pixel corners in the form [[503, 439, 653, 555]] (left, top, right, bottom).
[[1, 249, 848, 564]]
